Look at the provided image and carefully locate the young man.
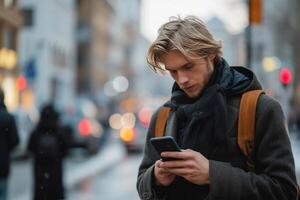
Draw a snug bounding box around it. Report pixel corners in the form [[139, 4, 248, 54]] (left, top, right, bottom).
[[136, 16, 298, 200]]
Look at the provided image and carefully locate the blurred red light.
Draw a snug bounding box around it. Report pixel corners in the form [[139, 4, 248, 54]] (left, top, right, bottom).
[[78, 119, 92, 136], [280, 67, 292, 85], [16, 75, 27, 91], [138, 108, 153, 127]]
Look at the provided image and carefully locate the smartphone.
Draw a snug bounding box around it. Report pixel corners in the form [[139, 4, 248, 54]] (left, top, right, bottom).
[[150, 136, 181, 161]]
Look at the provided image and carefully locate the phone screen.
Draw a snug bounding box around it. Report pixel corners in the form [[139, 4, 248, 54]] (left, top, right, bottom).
[[150, 136, 181, 161]]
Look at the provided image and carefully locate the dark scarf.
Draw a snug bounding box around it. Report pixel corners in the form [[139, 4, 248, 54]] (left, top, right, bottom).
[[165, 58, 251, 158]]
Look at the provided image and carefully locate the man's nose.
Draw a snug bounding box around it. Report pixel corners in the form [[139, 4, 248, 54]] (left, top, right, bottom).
[[177, 71, 189, 84]]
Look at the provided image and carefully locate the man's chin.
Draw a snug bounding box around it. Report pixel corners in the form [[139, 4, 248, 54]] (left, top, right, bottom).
[[185, 91, 199, 98]]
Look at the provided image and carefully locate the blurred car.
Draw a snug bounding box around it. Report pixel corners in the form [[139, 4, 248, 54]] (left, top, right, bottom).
[[61, 98, 104, 155], [119, 121, 147, 153], [116, 108, 152, 153]]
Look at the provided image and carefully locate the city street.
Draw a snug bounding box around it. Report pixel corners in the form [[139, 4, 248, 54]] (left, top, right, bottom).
[[67, 153, 142, 200], [1, 0, 300, 200], [6, 132, 300, 200], [7, 137, 142, 200]]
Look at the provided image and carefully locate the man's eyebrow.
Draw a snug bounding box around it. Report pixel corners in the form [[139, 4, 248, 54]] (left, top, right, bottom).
[[182, 62, 193, 68], [165, 62, 192, 71]]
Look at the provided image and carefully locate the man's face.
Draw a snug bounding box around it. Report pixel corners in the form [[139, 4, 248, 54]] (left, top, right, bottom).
[[162, 50, 214, 98]]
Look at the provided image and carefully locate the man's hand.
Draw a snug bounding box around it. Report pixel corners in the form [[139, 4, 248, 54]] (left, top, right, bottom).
[[160, 149, 210, 185], [154, 160, 176, 186]]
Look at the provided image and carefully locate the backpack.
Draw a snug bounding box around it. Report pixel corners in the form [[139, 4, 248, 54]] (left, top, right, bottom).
[[154, 89, 300, 196], [36, 133, 60, 161]]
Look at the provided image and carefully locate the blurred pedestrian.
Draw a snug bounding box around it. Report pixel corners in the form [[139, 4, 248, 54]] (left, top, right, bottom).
[[27, 104, 68, 200], [0, 88, 19, 200], [137, 16, 298, 199]]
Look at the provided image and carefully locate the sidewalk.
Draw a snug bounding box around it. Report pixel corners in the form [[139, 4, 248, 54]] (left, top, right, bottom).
[[10, 139, 125, 200], [65, 139, 125, 189]]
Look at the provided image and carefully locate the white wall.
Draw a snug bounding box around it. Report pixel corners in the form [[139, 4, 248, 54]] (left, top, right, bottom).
[[18, 0, 76, 110]]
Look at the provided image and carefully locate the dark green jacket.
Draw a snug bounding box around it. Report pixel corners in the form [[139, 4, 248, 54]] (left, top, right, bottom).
[[137, 67, 298, 200]]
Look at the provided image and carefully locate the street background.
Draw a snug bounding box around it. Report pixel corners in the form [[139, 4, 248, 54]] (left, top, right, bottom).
[[1, 0, 300, 199]]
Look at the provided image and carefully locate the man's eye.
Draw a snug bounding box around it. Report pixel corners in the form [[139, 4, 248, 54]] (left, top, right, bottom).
[[185, 64, 193, 70]]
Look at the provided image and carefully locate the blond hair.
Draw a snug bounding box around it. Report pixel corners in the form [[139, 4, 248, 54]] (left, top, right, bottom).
[[147, 16, 223, 72]]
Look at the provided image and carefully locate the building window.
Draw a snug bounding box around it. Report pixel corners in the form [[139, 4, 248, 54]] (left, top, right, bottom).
[[2, 29, 13, 49], [22, 8, 34, 27], [77, 22, 91, 42], [4, 0, 14, 7]]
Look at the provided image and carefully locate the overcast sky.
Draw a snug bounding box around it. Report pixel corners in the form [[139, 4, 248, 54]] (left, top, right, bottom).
[[140, 0, 248, 41]]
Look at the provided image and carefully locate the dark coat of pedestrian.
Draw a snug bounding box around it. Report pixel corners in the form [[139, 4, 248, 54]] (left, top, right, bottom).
[[28, 104, 68, 200], [136, 16, 298, 200], [0, 89, 19, 200]]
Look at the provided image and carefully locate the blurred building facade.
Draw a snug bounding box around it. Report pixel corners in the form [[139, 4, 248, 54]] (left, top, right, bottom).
[[247, 0, 300, 113], [0, 0, 22, 110], [75, 0, 135, 115], [76, 0, 171, 113], [207, 16, 246, 66], [18, 0, 77, 110], [11, 0, 176, 117], [107, 0, 173, 111], [76, 0, 113, 96]]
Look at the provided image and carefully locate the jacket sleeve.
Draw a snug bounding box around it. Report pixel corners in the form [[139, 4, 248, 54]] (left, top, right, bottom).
[[136, 108, 170, 200], [8, 115, 19, 152], [208, 95, 298, 200]]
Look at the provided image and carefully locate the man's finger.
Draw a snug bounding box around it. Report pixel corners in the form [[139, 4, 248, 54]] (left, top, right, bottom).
[[161, 160, 192, 168], [161, 150, 194, 160], [167, 168, 190, 176]]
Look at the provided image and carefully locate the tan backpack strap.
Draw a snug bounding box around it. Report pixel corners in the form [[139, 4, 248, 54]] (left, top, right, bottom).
[[238, 89, 264, 171], [155, 107, 171, 137]]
